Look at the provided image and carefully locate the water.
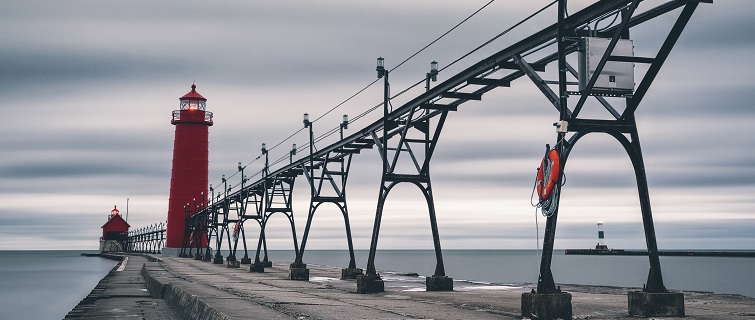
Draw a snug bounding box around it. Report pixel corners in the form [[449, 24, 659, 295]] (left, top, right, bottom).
[[260, 249, 755, 297], [0, 250, 752, 320], [0, 251, 118, 320]]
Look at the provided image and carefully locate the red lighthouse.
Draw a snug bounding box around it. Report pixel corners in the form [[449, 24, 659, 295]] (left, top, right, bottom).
[[100, 205, 130, 252], [165, 84, 213, 253]]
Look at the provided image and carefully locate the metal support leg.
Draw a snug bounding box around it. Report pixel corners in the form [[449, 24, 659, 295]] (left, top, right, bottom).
[[288, 213, 300, 260], [250, 217, 267, 273], [240, 222, 251, 264], [293, 203, 316, 268], [536, 209, 560, 293], [357, 183, 388, 293], [342, 204, 358, 270], [627, 127, 666, 292], [423, 182, 452, 291]]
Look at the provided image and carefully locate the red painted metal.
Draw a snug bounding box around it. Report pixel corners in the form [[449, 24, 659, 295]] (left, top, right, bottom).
[[102, 208, 130, 238], [166, 84, 213, 249], [180, 84, 206, 100]]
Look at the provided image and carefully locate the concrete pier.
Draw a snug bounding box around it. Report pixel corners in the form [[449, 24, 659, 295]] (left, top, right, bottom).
[[69, 253, 755, 319], [65, 254, 177, 319]]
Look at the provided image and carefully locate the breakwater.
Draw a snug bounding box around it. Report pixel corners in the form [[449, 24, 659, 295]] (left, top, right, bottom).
[[564, 249, 755, 257]]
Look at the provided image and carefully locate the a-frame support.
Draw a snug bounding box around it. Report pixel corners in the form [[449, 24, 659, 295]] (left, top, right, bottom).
[[202, 186, 216, 262], [181, 201, 208, 261], [178, 206, 192, 258], [250, 151, 302, 272], [226, 165, 264, 268], [228, 185, 265, 266], [522, 1, 706, 318], [357, 69, 459, 292], [210, 177, 234, 264], [289, 145, 365, 280]]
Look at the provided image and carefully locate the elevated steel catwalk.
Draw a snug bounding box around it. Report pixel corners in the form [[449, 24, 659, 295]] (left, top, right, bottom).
[[197, 0, 699, 202], [182, 0, 710, 308]]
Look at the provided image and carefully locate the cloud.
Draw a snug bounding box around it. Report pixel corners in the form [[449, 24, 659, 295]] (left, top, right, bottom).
[[0, 0, 753, 251]]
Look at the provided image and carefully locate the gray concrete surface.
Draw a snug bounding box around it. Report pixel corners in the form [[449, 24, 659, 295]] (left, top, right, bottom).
[[65, 254, 178, 319], [69, 253, 755, 319]]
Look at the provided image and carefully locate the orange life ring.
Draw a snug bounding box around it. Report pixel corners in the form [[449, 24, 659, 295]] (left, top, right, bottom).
[[536, 149, 560, 200], [233, 223, 240, 238]]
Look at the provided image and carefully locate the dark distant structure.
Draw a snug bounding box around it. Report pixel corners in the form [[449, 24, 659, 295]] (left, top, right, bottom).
[[100, 206, 130, 252], [595, 221, 608, 250], [164, 84, 213, 256]]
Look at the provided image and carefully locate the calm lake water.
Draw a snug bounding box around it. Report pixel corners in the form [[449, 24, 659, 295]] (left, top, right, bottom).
[[262, 249, 755, 297], [0, 249, 752, 319], [0, 250, 117, 320]]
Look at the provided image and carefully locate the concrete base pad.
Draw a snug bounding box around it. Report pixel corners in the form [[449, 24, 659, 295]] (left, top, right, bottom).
[[202, 255, 211, 262], [193, 254, 203, 260], [226, 260, 240, 268], [426, 276, 453, 291], [240, 257, 252, 264], [521, 291, 573, 320], [213, 255, 224, 264], [262, 260, 273, 267], [161, 248, 182, 257], [341, 268, 364, 280], [250, 262, 265, 273], [356, 274, 385, 294], [289, 264, 309, 281], [226, 256, 236, 262], [628, 291, 685, 317]]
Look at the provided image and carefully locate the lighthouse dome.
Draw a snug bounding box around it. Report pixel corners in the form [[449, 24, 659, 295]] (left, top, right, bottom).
[[180, 84, 206, 101]]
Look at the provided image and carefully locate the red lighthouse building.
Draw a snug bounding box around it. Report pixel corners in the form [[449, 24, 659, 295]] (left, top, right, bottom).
[[100, 206, 130, 252], [164, 84, 213, 254]]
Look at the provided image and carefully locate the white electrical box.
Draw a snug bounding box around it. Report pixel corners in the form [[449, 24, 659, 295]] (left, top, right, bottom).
[[579, 37, 634, 95], [555, 120, 568, 133]]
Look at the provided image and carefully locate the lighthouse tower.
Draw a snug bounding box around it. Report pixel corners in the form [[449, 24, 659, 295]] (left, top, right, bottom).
[[595, 221, 608, 250], [164, 84, 213, 255]]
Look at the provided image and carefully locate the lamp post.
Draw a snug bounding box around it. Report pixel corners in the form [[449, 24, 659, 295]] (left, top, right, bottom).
[[214, 175, 227, 263], [376, 57, 389, 171], [201, 191, 210, 260], [209, 184, 214, 209], [290, 143, 297, 164], [209, 184, 215, 258], [238, 162, 245, 188], [303, 113, 314, 197], [192, 197, 198, 258], [426, 60, 438, 92], [362, 57, 390, 286], [340, 114, 348, 140], [221, 175, 227, 202], [261, 143, 268, 176]]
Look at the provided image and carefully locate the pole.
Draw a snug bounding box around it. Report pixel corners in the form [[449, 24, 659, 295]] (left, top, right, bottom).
[[558, 0, 567, 122], [309, 124, 314, 198]]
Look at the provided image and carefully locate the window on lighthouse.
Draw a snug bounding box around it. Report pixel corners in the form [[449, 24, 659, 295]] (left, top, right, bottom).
[[180, 99, 206, 111]]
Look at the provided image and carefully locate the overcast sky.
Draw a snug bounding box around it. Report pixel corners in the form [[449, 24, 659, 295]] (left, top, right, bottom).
[[1, 0, 753, 252]]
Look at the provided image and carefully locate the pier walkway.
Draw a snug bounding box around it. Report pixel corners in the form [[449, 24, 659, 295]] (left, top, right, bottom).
[[66, 254, 178, 319], [92, 253, 754, 319]]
